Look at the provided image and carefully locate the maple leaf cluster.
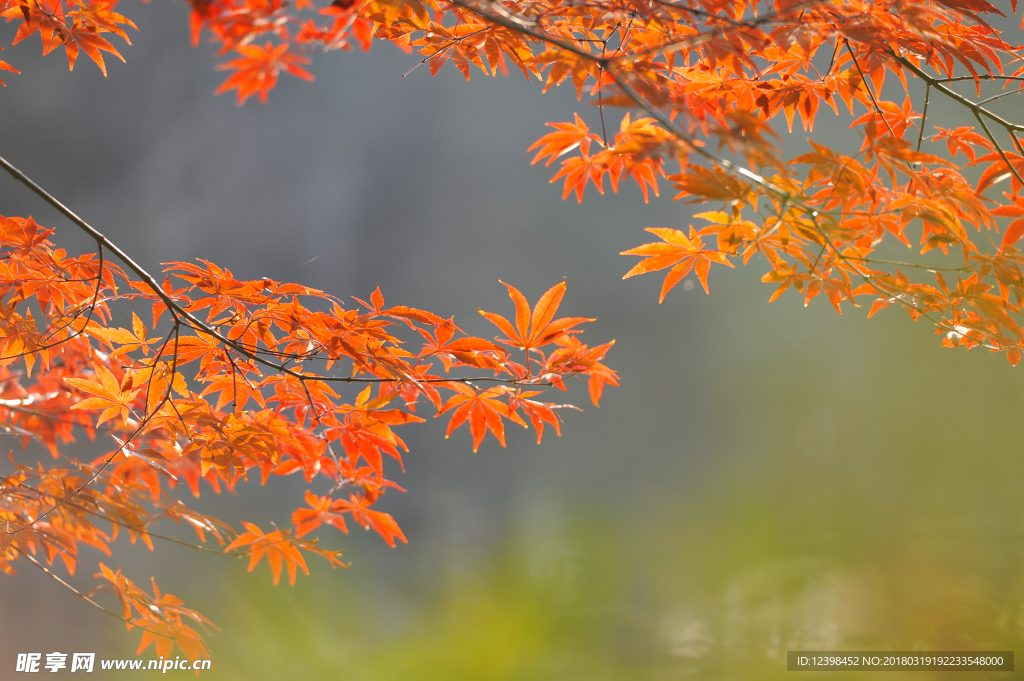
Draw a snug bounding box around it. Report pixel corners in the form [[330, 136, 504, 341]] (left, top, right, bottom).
[[2, 0, 1011, 365], [339, 0, 1024, 367], [1, 0, 134, 76], [0, 211, 615, 657]]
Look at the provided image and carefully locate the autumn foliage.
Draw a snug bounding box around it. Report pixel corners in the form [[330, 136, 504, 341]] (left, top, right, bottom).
[[0, 205, 617, 656], [2, 0, 1024, 659]]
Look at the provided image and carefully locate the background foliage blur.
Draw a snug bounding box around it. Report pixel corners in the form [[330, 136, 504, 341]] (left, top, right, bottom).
[[1, 2, 1023, 678]]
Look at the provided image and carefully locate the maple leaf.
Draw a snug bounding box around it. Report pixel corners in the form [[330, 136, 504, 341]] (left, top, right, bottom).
[[88, 311, 161, 356], [621, 227, 735, 301], [930, 126, 993, 164], [528, 114, 615, 201], [0, 49, 19, 86], [528, 113, 602, 166], [506, 389, 561, 444], [437, 384, 526, 452], [669, 166, 757, 209], [550, 152, 608, 202], [224, 522, 309, 585], [216, 42, 315, 105], [976, 151, 1024, 194], [69, 1, 137, 44], [131, 579, 214, 659], [991, 193, 1024, 252], [63, 19, 125, 75], [95, 565, 214, 659], [0, 214, 52, 252], [292, 490, 350, 537], [330, 492, 408, 547], [602, 113, 672, 202], [478, 280, 592, 358], [416, 319, 505, 371], [65, 362, 140, 425], [10, 0, 67, 56], [544, 333, 618, 405], [134, 619, 209, 661]]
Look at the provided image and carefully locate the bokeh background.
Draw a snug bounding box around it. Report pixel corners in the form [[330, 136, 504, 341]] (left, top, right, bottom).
[[2, 3, 1024, 679]]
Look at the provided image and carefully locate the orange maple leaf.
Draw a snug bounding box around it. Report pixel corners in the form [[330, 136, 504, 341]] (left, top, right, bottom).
[[224, 522, 309, 585], [991, 193, 1024, 252], [215, 42, 315, 105], [292, 490, 350, 538], [930, 126, 993, 164], [63, 19, 125, 75], [0, 50, 19, 86], [134, 619, 209, 662], [65, 362, 140, 426], [437, 384, 526, 452], [69, 1, 138, 44], [527, 113, 602, 166], [478, 280, 592, 358], [331, 492, 408, 547], [621, 227, 735, 301], [9, 0, 67, 56]]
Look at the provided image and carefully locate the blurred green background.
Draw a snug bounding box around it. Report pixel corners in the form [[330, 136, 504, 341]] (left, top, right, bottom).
[[2, 3, 1024, 679]]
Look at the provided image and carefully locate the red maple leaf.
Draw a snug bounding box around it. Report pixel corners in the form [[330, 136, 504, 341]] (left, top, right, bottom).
[[215, 42, 314, 105]]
